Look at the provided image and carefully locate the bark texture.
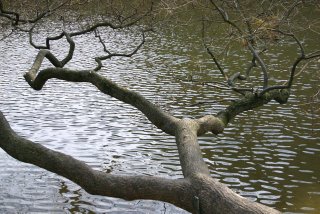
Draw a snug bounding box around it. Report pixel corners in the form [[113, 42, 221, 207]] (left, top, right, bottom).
[[2, 1, 320, 213], [0, 59, 287, 213]]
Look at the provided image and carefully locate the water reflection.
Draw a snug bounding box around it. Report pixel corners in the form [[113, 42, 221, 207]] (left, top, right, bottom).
[[0, 22, 319, 213]]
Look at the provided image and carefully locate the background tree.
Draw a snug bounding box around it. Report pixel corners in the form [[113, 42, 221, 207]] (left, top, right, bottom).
[[0, 0, 319, 213]]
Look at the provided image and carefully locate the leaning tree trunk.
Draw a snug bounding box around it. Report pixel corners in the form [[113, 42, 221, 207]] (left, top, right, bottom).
[[0, 111, 280, 214], [0, 7, 299, 212], [0, 54, 289, 212]]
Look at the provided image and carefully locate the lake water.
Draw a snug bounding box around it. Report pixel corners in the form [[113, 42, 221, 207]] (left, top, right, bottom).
[[0, 22, 319, 213]]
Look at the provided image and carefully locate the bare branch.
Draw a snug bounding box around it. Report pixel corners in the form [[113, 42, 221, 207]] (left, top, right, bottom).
[[94, 31, 146, 71], [94, 29, 110, 54], [0, 0, 19, 25], [259, 30, 320, 96], [247, 42, 269, 88], [209, 0, 243, 35], [209, 0, 269, 89], [0, 111, 190, 210], [26, 1, 153, 50], [281, 0, 303, 22], [233, 0, 256, 46], [0, 0, 70, 25], [206, 46, 228, 81], [24, 67, 178, 136], [176, 119, 211, 177], [305, 50, 320, 59], [271, 29, 305, 56], [27, 31, 74, 80]]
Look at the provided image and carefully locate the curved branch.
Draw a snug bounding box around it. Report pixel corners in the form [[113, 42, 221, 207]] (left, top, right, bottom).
[[0, 0, 69, 26], [209, 0, 269, 89], [24, 68, 178, 136], [247, 42, 269, 88], [259, 31, 320, 96], [217, 89, 290, 126], [94, 31, 146, 71], [0, 111, 190, 211], [27, 31, 75, 80], [0, 0, 19, 25], [28, 1, 153, 50]]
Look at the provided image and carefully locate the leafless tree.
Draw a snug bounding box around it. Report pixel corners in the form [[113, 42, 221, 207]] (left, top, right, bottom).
[[0, 0, 319, 213]]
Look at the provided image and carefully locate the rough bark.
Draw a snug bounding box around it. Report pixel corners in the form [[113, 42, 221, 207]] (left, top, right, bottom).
[[0, 112, 192, 210], [0, 111, 280, 214], [0, 63, 288, 213], [24, 68, 179, 136], [2, 1, 319, 213]]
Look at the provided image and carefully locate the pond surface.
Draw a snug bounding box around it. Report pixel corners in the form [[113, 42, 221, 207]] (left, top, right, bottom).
[[0, 22, 319, 213]]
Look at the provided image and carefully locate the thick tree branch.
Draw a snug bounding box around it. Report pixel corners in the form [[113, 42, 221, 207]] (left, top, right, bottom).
[[217, 89, 290, 126], [0, 111, 191, 211], [27, 31, 74, 80], [24, 67, 178, 136], [175, 119, 211, 178], [0, 110, 280, 214], [21, 65, 281, 213], [2, 1, 317, 213]]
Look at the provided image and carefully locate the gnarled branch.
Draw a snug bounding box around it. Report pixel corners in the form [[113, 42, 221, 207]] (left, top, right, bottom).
[[0, 111, 191, 212], [24, 67, 178, 136]]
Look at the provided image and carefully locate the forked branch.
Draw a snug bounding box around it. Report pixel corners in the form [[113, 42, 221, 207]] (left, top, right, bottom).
[[27, 31, 74, 80], [208, 0, 269, 90], [260, 30, 320, 95], [94, 31, 147, 71], [24, 67, 179, 136]]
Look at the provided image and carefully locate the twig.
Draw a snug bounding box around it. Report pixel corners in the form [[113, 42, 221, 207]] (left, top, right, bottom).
[[94, 31, 146, 71]]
